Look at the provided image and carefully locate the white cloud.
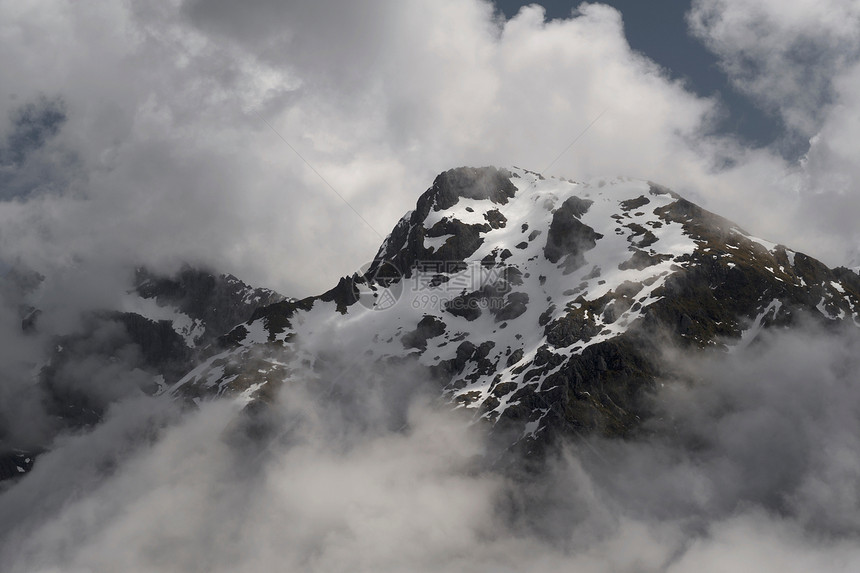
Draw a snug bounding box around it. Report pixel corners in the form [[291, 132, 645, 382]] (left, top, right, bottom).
[[0, 0, 858, 302], [690, 0, 860, 265], [689, 0, 860, 135], [0, 0, 721, 301]]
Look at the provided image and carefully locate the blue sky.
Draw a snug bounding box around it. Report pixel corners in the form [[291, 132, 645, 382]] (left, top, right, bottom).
[[496, 1, 794, 155]]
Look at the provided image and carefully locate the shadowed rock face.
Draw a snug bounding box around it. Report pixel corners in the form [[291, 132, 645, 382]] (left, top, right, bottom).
[[0, 452, 35, 482], [134, 266, 285, 343], [402, 316, 447, 350], [422, 218, 491, 266], [427, 166, 518, 211], [493, 292, 530, 322], [544, 196, 603, 272]]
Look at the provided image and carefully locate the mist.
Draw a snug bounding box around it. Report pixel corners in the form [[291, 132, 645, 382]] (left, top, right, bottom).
[[1, 322, 859, 572]]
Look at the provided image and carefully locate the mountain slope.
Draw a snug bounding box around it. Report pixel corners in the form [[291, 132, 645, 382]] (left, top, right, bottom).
[[171, 166, 860, 445]]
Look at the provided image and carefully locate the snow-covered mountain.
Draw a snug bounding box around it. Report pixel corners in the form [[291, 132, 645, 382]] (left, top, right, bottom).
[[167, 166, 860, 449]]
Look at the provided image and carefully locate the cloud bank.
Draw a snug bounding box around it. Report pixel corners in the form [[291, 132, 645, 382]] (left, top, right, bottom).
[[2, 324, 860, 572], [1, 0, 857, 305]]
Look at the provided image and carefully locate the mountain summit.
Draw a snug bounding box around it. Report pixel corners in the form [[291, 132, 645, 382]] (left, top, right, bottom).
[[167, 166, 860, 446]]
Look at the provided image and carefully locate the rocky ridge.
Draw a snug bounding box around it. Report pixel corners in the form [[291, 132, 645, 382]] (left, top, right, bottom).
[[0, 266, 284, 480]]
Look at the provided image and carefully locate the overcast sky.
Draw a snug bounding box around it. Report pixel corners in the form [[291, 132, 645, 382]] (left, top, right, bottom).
[[1, 0, 859, 303]]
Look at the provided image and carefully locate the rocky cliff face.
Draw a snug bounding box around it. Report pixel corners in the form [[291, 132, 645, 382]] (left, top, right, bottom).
[[39, 265, 285, 422], [132, 266, 286, 349], [167, 167, 860, 449]]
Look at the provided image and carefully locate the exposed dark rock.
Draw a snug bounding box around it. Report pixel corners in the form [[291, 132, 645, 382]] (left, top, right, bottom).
[[506, 348, 525, 367], [319, 276, 360, 314], [625, 223, 658, 248], [544, 196, 603, 271], [135, 266, 284, 343], [368, 167, 516, 280], [618, 250, 672, 271], [424, 218, 491, 262], [484, 209, 507, 229], [0, 451, 37, 482], [431, 341, 477, 380], [619, 195, 650, 211], [402, 316, 447, 350], [494, 292, 530, 322], [481, 251, 498, 268], [427, 166, 518, 211], [475, 341, 496, 359], [444, 291, 484, 321], [246, 297, 315, 342], [504, 267, 524, 286], [492, 381, 518, 397], [538, 305, 556, 327], [113, 312, 191, 371], [545, 307, 601, 348]]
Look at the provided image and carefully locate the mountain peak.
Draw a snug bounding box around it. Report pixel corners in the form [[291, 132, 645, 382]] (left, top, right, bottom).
[[168, 166, 860, 445]]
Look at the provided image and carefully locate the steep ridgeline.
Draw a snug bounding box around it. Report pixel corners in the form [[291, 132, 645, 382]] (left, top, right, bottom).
[[39, 265, 286, 422], [2, 265, 285, 481], [169, 167, 860, 445], [130, 266, 286, 353], [0, 266, 285, 481]]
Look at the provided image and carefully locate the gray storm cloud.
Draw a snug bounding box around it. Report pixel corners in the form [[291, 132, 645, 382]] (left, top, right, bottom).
[[2, 323, 860, 572]]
